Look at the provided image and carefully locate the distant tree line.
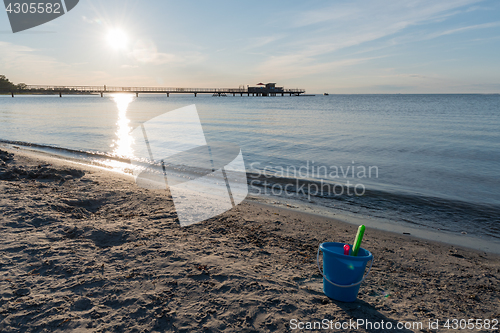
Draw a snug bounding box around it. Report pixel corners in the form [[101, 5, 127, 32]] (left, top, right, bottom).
[[0, 75, 27, 91]]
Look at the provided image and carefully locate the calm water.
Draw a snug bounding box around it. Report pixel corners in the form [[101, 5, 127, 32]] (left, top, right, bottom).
[[1, 94, 499, 241]]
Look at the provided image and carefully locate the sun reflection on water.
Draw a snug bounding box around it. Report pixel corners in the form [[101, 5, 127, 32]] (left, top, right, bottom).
[[111, 94, 135, 158]]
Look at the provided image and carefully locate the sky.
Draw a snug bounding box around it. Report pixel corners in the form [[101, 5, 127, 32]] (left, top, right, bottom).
[[1, 0, 499, 93]]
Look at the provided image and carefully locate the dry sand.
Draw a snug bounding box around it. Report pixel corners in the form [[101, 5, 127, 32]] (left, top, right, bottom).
[[0, 147, 499, 332]]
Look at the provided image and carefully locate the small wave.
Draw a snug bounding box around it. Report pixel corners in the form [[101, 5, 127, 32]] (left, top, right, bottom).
[[3, 139, 499, 240], [0, 139, 132, 164], [246, 172, 500, 240]]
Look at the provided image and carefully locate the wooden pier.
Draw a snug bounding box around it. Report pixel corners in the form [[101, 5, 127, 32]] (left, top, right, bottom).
[[4, 84, 305, 97]]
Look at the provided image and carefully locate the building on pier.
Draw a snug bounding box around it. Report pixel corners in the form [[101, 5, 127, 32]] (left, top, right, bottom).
[[248, 83, 284, 96]]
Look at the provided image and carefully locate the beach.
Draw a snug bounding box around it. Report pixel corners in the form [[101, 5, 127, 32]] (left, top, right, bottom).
[[2, 0, 500, 331], [0, 147, 498, 332]]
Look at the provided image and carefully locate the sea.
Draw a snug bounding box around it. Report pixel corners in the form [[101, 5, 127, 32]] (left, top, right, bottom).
[[1, 94, 499, 252]]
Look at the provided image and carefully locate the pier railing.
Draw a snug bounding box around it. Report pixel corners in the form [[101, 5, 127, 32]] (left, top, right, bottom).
[[2, 85, 306, 97], [19, 85, 305, 94]]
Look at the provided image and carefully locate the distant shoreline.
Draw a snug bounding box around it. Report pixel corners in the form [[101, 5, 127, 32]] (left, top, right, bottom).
[[0, 92, 96, 96]]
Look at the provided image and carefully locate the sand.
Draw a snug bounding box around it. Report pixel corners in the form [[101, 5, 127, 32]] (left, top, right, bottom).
[[0, 147, 499, 333]]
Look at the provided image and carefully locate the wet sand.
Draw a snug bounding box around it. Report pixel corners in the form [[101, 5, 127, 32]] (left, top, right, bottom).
[[1, 147, 499, 332]]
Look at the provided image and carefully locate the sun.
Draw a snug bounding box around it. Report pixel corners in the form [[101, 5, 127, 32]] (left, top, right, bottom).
[[107, 29, 128, 50]]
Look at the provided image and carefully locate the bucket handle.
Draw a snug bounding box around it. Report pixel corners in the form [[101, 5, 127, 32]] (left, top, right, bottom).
[[316, 246, 373, 288]]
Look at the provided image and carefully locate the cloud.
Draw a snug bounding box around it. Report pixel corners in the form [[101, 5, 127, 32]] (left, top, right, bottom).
[[294, 0, 482, 28], [424, 21, 500, 39], [150, 52, 204, 65], [253, 0, 486, 79], [0, 41, 66, 81], [256, 56, 378, 80], [368, 84, 416, 91], [378, 73, 429, 79], [469, 83, 500, 89], [81, 15, 104, 25], [242, 35, 284, 51], [0, 41, 156, 85], [130, 39, 205, 65], [0, 42, 121, 85], [284, 0, 484, 57]]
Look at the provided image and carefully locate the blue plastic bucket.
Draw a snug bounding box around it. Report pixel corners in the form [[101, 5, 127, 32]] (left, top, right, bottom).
[[317, 242, 373, 302]]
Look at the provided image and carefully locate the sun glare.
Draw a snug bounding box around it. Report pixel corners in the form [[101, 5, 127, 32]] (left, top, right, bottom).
[[107, 29, 128, 50], [111, 94, 134, 158]]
